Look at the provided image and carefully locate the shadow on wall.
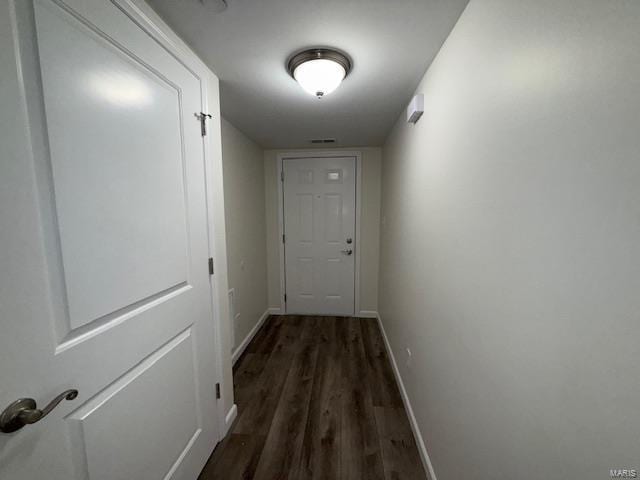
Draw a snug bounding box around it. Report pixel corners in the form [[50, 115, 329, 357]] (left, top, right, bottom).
[[378, 0, 640, 479]]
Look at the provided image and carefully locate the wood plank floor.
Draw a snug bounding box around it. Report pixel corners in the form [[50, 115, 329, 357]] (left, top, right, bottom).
[[199, 316, 426, 480]]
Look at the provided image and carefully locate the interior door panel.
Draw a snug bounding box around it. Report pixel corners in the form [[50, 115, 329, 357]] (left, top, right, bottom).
[[0, 1, 220, 478], [283, 157, 356, 316]]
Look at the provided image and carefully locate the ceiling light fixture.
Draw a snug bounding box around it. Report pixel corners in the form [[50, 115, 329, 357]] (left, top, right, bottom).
[[287, 48, 352, 99]]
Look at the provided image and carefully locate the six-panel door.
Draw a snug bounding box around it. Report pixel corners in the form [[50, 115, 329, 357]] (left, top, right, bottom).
[[283, 157, 356, 316]]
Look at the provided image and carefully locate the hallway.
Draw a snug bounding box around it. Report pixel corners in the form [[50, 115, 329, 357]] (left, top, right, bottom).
[[199, 316, 424, 479], [3, 0, 640, 478]]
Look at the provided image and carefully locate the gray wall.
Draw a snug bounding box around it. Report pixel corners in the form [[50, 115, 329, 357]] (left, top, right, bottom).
[[379, 1, 640, 479], [221, 118, 268, 351]]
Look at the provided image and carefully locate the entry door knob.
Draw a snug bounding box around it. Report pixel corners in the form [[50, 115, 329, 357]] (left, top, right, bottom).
[[0, 389, 78, 433], [341, 249, 353, 256]]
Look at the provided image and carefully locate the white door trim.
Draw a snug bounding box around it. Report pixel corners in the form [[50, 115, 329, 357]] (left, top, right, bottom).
[[121, 0, 228, 442], [276, 150, 362, 316]]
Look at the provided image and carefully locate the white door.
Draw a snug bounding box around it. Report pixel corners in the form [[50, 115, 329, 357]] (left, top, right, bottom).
[[0, 1, 220, 479], [283, 156, 356, 316]]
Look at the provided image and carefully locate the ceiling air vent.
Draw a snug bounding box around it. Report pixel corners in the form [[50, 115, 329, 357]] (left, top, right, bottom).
[[198, 0, 228, 13], [310, 138, 336, 144]]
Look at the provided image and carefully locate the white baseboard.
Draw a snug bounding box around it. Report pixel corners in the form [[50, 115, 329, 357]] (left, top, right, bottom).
[[358, 310, 378, 318], [231, 309, 270, 365], [224, 404, 237, 433], [375, 313, 438, 480], [268, 307, 283, 315]]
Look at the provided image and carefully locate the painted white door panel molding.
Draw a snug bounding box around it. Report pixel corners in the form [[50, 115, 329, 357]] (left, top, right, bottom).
[[282, 156, 358, 315], [0, 0, 227, 478], [276, 151, 364, 316]]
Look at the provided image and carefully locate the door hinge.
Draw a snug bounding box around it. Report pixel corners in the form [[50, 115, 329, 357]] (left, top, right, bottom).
[[196, 112, 212, 136], [282, 234, 285, 244], [215, 383, 221, 399], [281, 170, 284, 182], [208, 257, 214, 275], [284, 293, 287, 303]]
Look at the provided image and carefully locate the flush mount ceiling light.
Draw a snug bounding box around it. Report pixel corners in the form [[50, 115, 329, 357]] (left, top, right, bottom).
[[287, 48, 352, 99]]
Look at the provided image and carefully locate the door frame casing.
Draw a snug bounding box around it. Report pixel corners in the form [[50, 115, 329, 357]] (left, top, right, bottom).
[[276, 151, 363, 316], [107, 0, 231, 441]]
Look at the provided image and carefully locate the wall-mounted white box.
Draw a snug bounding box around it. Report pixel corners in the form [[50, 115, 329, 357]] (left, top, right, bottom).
[[407, 94, 424, 124]]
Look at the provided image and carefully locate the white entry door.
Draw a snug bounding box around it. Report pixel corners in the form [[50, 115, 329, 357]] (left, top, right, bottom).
[[283, 156, 356, 316], [0, 1, 220, 479]]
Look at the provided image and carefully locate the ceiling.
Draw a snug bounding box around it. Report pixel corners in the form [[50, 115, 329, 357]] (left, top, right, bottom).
[[147, 0, 469, 149]]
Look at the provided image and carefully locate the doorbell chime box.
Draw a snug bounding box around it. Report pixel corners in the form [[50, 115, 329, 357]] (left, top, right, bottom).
[[407, 94, 424, 124]]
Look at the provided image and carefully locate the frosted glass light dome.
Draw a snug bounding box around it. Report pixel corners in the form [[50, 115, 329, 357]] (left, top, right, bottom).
[[293, 59, 346, 98], [287, 49, 352, 99]]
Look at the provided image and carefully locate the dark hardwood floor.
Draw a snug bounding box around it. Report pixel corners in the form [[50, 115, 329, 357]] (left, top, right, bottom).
[[199, 315, 426, 480]]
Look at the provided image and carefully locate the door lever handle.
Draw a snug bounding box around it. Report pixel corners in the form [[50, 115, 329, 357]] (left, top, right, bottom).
[[341, 249, 353, 256], [0, 389, 78, 433]]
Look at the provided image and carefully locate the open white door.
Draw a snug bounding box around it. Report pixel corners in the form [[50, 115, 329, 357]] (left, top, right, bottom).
[[283, 156, 357, 316], [0, 0, 220, 478]]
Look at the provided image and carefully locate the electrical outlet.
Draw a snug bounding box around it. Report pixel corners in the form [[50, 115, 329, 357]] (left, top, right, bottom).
[[406, 348, 412, 368]]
